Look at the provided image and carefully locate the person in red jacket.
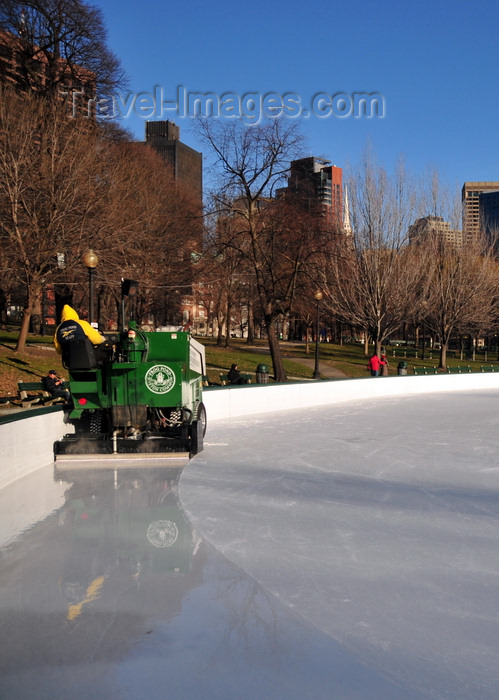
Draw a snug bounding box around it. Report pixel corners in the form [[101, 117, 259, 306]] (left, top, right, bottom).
[[367, 352, 382, 377]]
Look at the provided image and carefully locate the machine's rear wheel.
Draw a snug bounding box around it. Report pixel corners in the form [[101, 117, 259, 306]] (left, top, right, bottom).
[[89, 410, 103, 434], [197, 402, 207, 437], [73, 411, 92, 434]]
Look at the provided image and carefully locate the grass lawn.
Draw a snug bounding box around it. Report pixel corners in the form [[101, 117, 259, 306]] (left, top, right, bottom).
[[0, 332, 65, 398], [201, 337, 499, 381], [202, 338, 314, 382], [1, 328, 498, 399]]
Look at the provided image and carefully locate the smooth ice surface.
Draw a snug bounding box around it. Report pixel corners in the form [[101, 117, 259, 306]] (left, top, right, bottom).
[[1, 387, 499, 699], [180, 388, 499, 699]]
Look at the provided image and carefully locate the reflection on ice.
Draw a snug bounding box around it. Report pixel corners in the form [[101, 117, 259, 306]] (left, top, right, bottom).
[[0, 462, 406, 699], [0, 467, 204, 675], [55, 467, 201, 623]]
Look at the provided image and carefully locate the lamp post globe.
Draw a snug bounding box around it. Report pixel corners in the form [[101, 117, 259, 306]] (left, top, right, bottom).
[[83, 250, 98, 269], [83, 250, 99, 325], [313, 291, 323, 380]]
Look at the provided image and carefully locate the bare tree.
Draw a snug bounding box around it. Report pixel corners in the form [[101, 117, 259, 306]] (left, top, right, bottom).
[[86, 141, 202, 328], [196, 118, 329, 381], [324, 153, 423, 355], [0, 0, 125, 99], [417, 166, 461, 229], [0, 86, 200, 347], [0, 87, 106, 349], [424, 236, 499, 368], [200, 210, 249, 344]]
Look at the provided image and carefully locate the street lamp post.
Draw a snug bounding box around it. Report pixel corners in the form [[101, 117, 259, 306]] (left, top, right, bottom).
[[121, 278, 139, 329], [83, 250, 99, 325], [313, 291, 323, 380], [421, 301, 428, 361]]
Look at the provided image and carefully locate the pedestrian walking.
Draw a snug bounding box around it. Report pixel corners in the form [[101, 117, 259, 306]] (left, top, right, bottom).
[[367, 353, 382, 377]]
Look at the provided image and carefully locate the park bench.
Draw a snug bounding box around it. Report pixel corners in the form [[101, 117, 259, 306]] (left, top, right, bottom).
[[480, 365, 499, 372], [219, 373, 252, 385], [413, 366, 439, 375], [17, 381, 66, 408], [446, 365, 471, 374], [392, 348, 418, 358]]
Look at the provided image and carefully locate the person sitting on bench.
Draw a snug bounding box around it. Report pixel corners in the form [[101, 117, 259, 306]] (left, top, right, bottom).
[[228, 363, 247, 385], [42, 370, 71, 402]]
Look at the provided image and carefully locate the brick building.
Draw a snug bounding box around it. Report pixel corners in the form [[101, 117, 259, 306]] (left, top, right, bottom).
[[0, 28, 94, 97]]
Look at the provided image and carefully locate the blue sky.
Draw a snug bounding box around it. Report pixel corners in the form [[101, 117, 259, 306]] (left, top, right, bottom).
[[93, 0, 498, 194]]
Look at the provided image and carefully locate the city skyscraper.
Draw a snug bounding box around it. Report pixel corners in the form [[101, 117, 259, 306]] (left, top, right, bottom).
[[284, 157, 343, 231], [479, 190, 499, 246], [145, 120, 202, 205], [408, 215, 462, 247], [461, 181, 499, 244]]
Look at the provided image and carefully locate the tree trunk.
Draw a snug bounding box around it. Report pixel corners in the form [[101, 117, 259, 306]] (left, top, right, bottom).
[[216, 317, 224, 345], [246, 300, 255, 344], [15, 284, 40, 352], [31, 293, 42, 334], [15, 308, 31, 352], [439, 342, 448, 370], [265, 317, 287, 382], [0, 290, 7, 329], [225, 300, 231, 347]]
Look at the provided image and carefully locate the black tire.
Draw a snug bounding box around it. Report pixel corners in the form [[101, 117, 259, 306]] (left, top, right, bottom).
[[89, 410, 103, 434], [73, 411, 92, 434], [196, 402, 207, 437]]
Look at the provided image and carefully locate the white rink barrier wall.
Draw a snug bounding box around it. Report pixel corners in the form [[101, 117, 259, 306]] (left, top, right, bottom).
[[0, 407, 71, 491], [3, 372, 499, 490], [202, 372, 499, 422]]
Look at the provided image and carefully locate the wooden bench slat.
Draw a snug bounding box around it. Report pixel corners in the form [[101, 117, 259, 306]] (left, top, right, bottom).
[[17, 381, 66, 408], [219, 373, 252, 385]]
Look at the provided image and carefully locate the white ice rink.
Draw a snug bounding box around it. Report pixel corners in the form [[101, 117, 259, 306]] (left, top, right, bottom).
[[180, 386, 499, 699]]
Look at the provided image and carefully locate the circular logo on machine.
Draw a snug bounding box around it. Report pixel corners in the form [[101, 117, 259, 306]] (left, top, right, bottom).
[[145, 365, 175, 394], [146, 520, 179, 548]]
